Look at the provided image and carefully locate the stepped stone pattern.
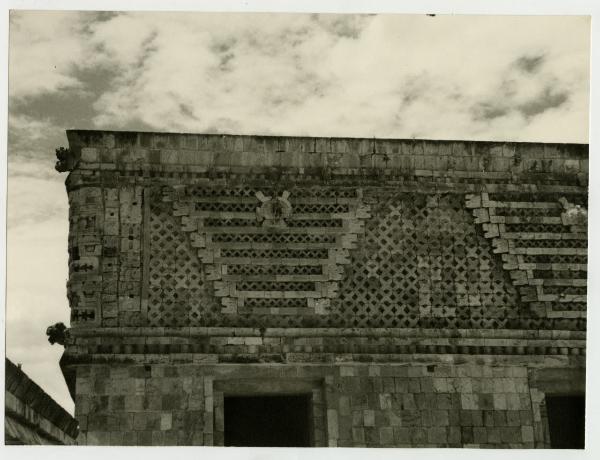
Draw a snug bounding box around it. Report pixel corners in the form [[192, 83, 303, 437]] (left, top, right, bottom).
[[465, 192, 587, 323], [56, 130, 587, 447]]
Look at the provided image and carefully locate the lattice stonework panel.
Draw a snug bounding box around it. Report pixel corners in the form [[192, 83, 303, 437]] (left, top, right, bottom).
[[163, 186, 371, 317], [333, 193, 521, 328], [146, 187, 583, 330], [465, 192, 587, 327], [147, 195, 221, 327]]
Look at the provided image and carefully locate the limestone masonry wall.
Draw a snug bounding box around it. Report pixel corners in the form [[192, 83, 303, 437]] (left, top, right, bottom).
[[74, 361, 584, 447], [57, 130, 588, 447]]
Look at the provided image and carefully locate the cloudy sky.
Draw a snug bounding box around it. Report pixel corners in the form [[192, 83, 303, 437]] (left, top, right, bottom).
[[5, 11, 590, 413]]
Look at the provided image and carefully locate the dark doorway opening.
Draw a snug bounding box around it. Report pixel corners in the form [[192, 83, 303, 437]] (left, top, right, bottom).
[[224, 394, 312, 447], [546, 395, 585, 449]]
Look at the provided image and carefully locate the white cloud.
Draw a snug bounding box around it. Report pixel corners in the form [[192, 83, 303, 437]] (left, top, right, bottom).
[[79, 13, 591, 142], [8, 11, 89, 99], [7, 12, 591, 141]]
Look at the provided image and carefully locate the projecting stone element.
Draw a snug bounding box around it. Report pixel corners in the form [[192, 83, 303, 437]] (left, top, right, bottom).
[[255, 190, 292, 228], [54, 147, 75, 172], [46, 322, 69, 346], [559, 197, 588, 227]]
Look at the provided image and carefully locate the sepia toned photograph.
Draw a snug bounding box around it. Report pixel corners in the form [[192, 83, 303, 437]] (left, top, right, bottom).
[[3, 2, 593, 451]]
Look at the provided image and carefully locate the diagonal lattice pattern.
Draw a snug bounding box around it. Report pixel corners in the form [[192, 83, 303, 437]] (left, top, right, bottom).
[[332, 193, 520, 328], [146, 188, 584, 330], [147, 199, 221, 326]]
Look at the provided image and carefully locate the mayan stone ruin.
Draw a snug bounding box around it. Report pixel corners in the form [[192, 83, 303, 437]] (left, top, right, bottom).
[[54, 130, 587, 447], [5, 358, 79, 445]]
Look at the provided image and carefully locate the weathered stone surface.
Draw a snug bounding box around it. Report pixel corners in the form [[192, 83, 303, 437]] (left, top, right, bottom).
[[58, 130, 587, 447]]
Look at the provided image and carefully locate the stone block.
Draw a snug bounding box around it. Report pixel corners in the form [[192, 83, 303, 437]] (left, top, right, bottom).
[[478, 394, 494, 410], [379, 427, 394, 445], [401, 410, 421, 427], [461, 394, 478, 410], [506, 411, 521, 427], [427, 427, 447, 444], [137, 430, 152, 446], [352, 427, 365, 444], [493, 393, 507, 410], [500, 426, 523, 443], [471, 410, 483, 427], [161, 413, 173, 431], [410, 427, 428, 444], [473, 426, 487, 443], [431, 410, 449, 427], [521, 425, 534, 443], [392, 427, 410, 444], [379, 393, 392, 410], [487, 427, 501, 443], [363, 410, 375, 427]]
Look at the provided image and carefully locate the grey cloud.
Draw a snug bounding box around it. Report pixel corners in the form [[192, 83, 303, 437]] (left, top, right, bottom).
[[470, 53, 569, 123], [397, 74, 431, 107], [471, 101, 510, 121], [178, 103, 199, 120], [515, 54, 545, 73], [135, 30, 159, 69], [211, 36, 237, 54], [499, 78, 518, 98], [8, 119, 68, 162], [244, 27, 309, 57], [262, 72, 330, 110], [17, 64, 120, 127], [311, 14, 373, 39], [471, 87, 569, 123], [91, 11, 121, 23], [210, 37, 237, 72], [218, 52, 235, 72], [400, 84, 421, 106], [11, 92, 95, 127], [80, 11, 122, 35], [517, 87, 569, 118], [71, 65, 119, 96]]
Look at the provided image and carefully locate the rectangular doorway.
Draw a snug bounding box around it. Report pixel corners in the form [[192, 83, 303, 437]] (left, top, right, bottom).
[[224, 394, 312, 447], [546, 395, 585, 448]]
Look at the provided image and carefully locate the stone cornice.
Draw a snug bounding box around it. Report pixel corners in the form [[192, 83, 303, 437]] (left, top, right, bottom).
[[68, 326, 586, 340], [64, 130, 588, 185]]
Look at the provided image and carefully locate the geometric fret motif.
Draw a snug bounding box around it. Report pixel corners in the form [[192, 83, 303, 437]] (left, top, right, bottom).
[[163, 186, 370, 317], [466, 191, 587, 323], [145, 188, 585, 331]]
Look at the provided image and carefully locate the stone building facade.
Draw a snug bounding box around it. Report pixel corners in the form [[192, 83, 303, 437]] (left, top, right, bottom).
[[5, 358, 78, 444], [55, 130, 587, 447]]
